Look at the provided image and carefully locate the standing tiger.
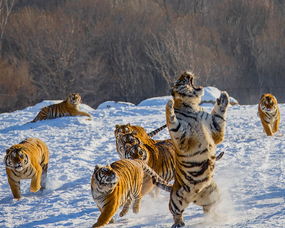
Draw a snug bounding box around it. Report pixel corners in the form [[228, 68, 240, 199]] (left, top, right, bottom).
[[31, 93, 92, 122], [90, 159, 171, 227], [165, 72, 229, 228], [4, 138, 49, 199], [258, 93, 280, 136]]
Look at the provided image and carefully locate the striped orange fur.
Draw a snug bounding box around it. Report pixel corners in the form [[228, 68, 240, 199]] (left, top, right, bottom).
[[4, 138, 49, 199], [258, 93, 280, 136], [90, 159, 171, 227], [31, 93, 92, 122]]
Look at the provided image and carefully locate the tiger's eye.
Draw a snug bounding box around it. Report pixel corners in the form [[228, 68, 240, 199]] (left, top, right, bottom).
[[138, 149, 144, 156]]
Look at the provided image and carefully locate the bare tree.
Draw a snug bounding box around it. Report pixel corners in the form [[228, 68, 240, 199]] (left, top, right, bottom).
[[0, 0, 15, 55]]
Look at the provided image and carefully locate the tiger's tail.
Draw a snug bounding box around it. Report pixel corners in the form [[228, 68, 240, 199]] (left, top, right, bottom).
[[147, 124, 167, 137], [138, 160, 172, 192], [216, 152, 224, 161]]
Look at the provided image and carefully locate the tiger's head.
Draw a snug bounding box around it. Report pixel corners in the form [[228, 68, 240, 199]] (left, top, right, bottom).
[[4, 145, 29, 172], [259, 93, 278, 113], [171, 71, 204, 105], [120, 133, 141, 145], [66, 93, 82, 105], [125, 144, 148, 162], [114, 123, 133, 138], [92, 165, 119, 193]]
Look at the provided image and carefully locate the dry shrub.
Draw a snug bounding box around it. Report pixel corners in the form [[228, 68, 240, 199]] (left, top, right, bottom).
[[0, 58, 36, 112]]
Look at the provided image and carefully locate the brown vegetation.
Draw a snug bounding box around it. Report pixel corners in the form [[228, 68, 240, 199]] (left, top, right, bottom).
[[1, 0, 285, 112]]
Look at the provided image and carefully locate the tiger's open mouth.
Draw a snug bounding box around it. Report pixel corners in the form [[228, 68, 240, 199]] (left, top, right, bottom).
[[188, 74, 203, 91], [15, 164, 23, 171]]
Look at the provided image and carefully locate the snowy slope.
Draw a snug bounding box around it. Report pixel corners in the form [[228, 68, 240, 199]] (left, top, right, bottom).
[[0, 95, 284, 228]]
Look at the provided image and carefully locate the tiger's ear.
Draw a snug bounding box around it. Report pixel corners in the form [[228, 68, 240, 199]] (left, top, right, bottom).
[[115, 124, 120, 129], [94, 164, 102, 173], [170, 88, 175, 97], [260, 94, 266, 100], [126, 123, 131, 127]]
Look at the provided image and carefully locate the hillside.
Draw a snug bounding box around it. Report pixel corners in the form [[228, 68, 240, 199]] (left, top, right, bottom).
[[0, 94, 284, 227], [1, 0, 285, 112]]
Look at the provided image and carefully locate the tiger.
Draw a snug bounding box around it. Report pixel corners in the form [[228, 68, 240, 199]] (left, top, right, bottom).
[[31, 93, 92, 122], [125, 139, 176, 185], [3, 138, 49, 199], [114, 123, 166, 159], [115, 123, 177, 197], [258, 93, 280, 136], [165, 71, 230, 228], [90, 159, 171, 227]]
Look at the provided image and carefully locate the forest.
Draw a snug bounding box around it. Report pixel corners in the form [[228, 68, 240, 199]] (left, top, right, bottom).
[[1, 0, 285, 112]]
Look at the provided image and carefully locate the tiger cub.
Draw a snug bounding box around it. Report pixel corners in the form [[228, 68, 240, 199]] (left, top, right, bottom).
[[4, 138, 49, 199], [91, 159, 171, 227], [31, 93, 92, 122], [165, 71, 229, 227], [258, 93, 280, 136], [114, 123, 166, 159]]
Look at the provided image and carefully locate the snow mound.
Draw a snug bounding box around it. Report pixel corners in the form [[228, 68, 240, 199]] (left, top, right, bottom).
[[137, 87, 239, 107], [97, 101, 135, 109], [138, 96, 171, 107], [202, 87, 239, 105], [23, 100, 95, 113]]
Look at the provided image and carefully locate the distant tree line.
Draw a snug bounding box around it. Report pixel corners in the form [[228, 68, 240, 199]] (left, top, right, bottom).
[[1, 0, 285, 112]]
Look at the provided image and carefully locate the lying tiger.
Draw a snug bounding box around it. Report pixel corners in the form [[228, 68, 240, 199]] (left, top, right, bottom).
[[258, 93, 280, 136], [91, 159, 171, 227], [4, 138, 49, 199], [31, 93, 92, 122], [166, 71, 230, 228]]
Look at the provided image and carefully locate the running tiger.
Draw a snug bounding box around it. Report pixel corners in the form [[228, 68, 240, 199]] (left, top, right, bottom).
[[4, 138, 49, 199], [114, 123, 166, 159], [90, 159, 171, 227], [165, 71, 230, 228], [258, 93, 280, 136], [31, 93, 92, 122]]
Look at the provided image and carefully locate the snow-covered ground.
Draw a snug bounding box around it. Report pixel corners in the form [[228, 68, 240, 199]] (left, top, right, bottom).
[[0, 89, 284, 228]]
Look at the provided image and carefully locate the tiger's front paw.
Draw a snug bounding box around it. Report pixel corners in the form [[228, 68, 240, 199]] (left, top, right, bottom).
[[217, 91, 229, 108], [167, 99, 174, 110]]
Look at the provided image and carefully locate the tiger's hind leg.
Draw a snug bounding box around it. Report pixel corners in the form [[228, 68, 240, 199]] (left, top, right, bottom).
[[194, 181, 221, 214], [119, 198, 132, 217], [40, 163, 48, 190], [169, 184, 193, 228], [132, 194, 142, 214]]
